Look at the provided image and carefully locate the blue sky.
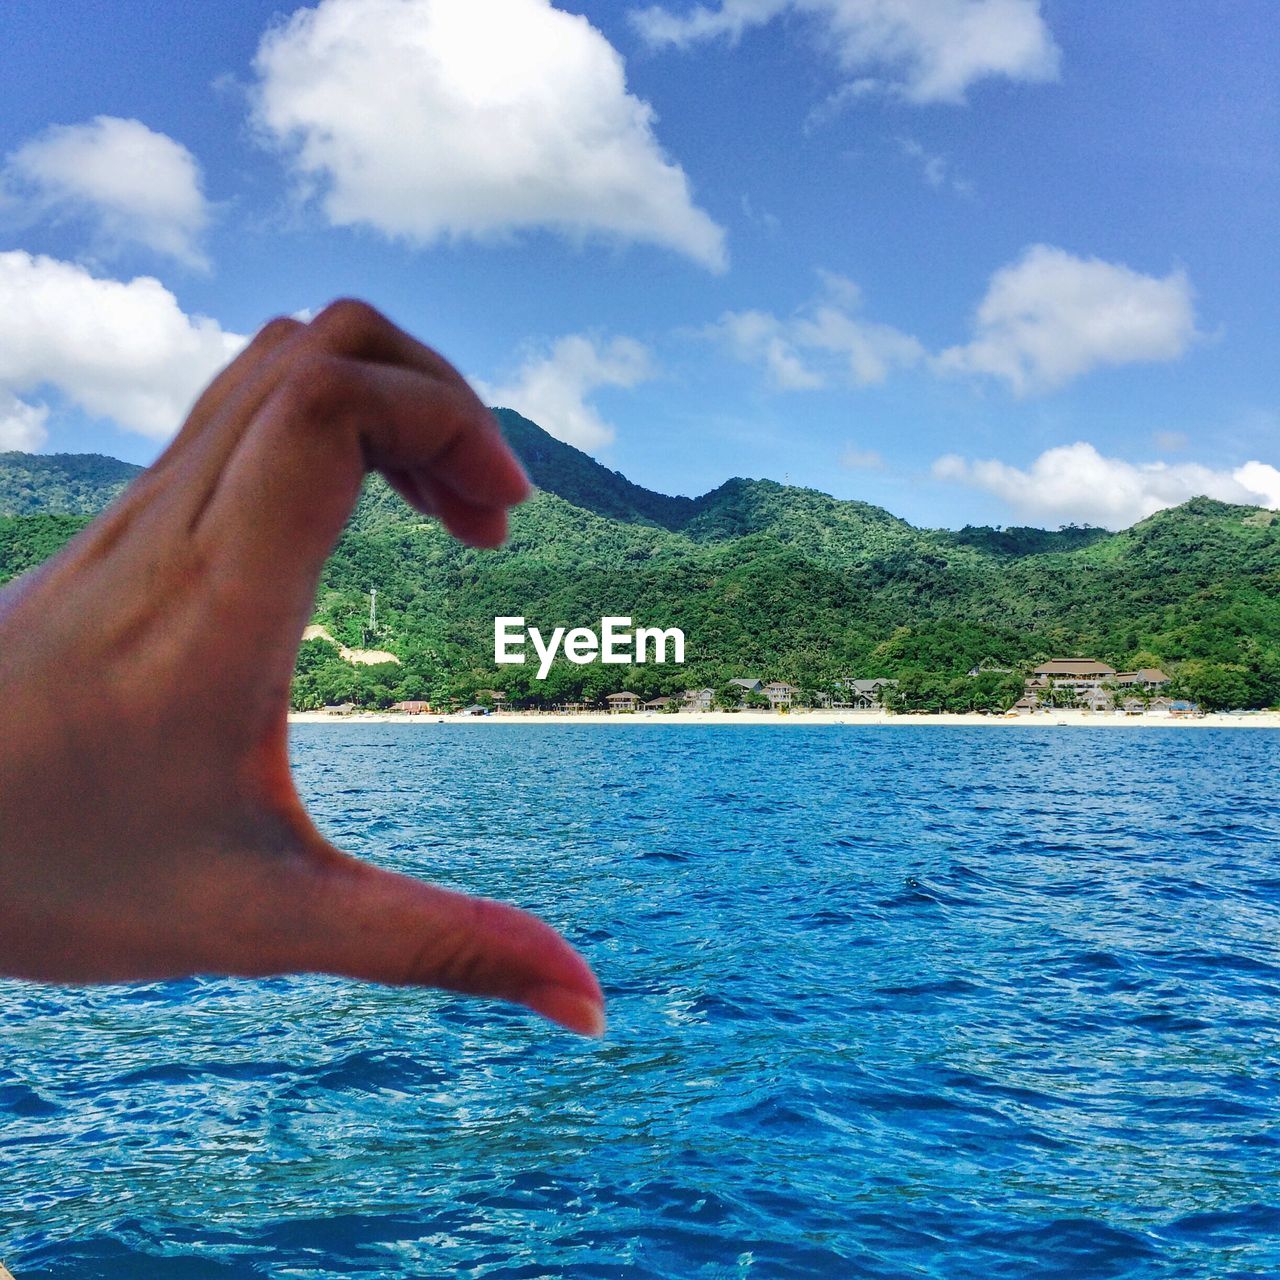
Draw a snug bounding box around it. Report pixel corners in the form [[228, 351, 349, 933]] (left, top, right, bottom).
[[0, 0, 1276, 529]]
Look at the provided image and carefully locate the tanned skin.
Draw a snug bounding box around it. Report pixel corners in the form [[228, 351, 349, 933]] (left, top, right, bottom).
[[0, 300, 605, 1038]]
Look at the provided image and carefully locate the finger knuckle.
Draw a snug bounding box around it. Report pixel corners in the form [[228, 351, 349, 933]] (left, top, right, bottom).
[[312, 297, 385, 344], [405, 896, 494, 992], [254, 315, 305, 347], [274, 352, 360, 425]]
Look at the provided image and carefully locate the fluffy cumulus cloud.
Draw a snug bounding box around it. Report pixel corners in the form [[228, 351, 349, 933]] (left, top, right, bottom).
[[0, 252, 246, 442], [0, 393, 51, 452], [709, 248, 1200, 399], [936, 245, 1199, 395], [708, 274, 923, 389], [251, 0, 726, 269], [711, 310, 826, 390], [934, 442, 1280, 529], [632, 0, 1060, 104], [480, 335, 654, 451], [2, 117, 211, 268]]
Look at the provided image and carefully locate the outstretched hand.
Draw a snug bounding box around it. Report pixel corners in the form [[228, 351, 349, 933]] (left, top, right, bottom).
[[0, 301, 605, 1038]]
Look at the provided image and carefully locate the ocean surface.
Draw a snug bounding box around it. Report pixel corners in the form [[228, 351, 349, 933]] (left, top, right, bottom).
[[5, 725, 1280, 1278]]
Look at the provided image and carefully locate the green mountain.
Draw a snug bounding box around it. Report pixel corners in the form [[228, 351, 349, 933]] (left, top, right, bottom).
[[0, 451, 142, 516], [494, 408, 697, 529], [2, 416, 1278, 712]]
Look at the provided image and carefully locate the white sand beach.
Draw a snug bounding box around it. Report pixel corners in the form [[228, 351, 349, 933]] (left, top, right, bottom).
[[289, 709, 1280, 728]]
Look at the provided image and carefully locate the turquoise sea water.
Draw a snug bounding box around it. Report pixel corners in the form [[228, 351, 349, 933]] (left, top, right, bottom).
[[4, 725, 1280, 1278]]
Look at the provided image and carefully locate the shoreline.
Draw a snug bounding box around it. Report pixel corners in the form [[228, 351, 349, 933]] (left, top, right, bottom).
[[288, 709, 1280, 729]]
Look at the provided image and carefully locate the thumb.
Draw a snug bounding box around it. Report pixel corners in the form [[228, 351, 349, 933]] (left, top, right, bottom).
[[283, 853, 606, 1038]]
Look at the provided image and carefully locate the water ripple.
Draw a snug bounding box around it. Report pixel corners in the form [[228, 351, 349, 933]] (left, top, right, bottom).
[[4, 725, 1280, 1277]]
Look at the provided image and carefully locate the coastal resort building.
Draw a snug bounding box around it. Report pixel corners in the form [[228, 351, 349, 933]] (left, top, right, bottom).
[[1021, 658, 1177, 713], [390, 700, 432, 715], [837, 678, 899, 710], [683, 687, 715, 712], [763, 681, 798, 710], [1112, 668, 1171, 691], [729, 678, 764, 695], [606, 691, 641, 713], [457, 704, 491, 716], [1032, 659, 1118, 693], [644, 696, 675, 711]]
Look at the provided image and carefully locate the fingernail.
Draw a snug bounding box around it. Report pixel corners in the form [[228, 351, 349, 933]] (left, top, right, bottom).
[[523, 985, 607, 1039]]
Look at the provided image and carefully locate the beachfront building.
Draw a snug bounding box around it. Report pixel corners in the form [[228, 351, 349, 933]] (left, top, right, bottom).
[[606, 691, 640, 713], [683, 687, 715, 712], [763, 681, 798, 710], [1032, 659, 1118, 693], [644, 696, 675, 711], [1111, 668, 1171, 691], [837, 678, 898, 710], [729, 678, 764, 695], [390, 700, 432, 715], [1022, 658, 1173, 711]]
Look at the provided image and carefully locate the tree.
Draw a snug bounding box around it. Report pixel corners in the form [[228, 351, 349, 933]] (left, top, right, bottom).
[[1175, 664, 1250, 712], [716, 682, 744, 710]]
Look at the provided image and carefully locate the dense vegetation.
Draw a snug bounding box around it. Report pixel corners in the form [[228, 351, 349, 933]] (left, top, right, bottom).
[[2, 418, 1278, 712], [0, 451, 142, 516]]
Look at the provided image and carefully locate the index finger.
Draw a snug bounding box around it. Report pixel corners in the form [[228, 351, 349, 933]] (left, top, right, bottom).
[[196, 343, 528, 612]]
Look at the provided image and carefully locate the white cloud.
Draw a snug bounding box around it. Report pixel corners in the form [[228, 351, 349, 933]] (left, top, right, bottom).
[[712, 310, 826, 390], [0, 393, 50, 452], [2, 117, 211, 268], [936, 245, 1199, 395], [794, 303, 925, 385], [633, 0, 1060, 104], [709, 274, 923, 389], [0, 252, 246, 441], [709, 248, 1199, 400], [479, 335, 654, 451], [251, 0, 726, 270], [1235, 461, 1280, 509], [934, 442, 1280, 528]]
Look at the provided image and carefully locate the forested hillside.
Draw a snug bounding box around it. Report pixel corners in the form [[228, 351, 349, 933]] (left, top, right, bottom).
[[2, 416, 1278, 712], [0, 452, 142, 516]]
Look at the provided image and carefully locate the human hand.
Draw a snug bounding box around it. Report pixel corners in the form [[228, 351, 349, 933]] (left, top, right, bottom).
[[0, 301, 604, 1038]]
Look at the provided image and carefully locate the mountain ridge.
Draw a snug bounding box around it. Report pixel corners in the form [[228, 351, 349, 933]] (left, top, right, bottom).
[[0, 413, 1152, 545], [2, 414, 1278, 712]]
